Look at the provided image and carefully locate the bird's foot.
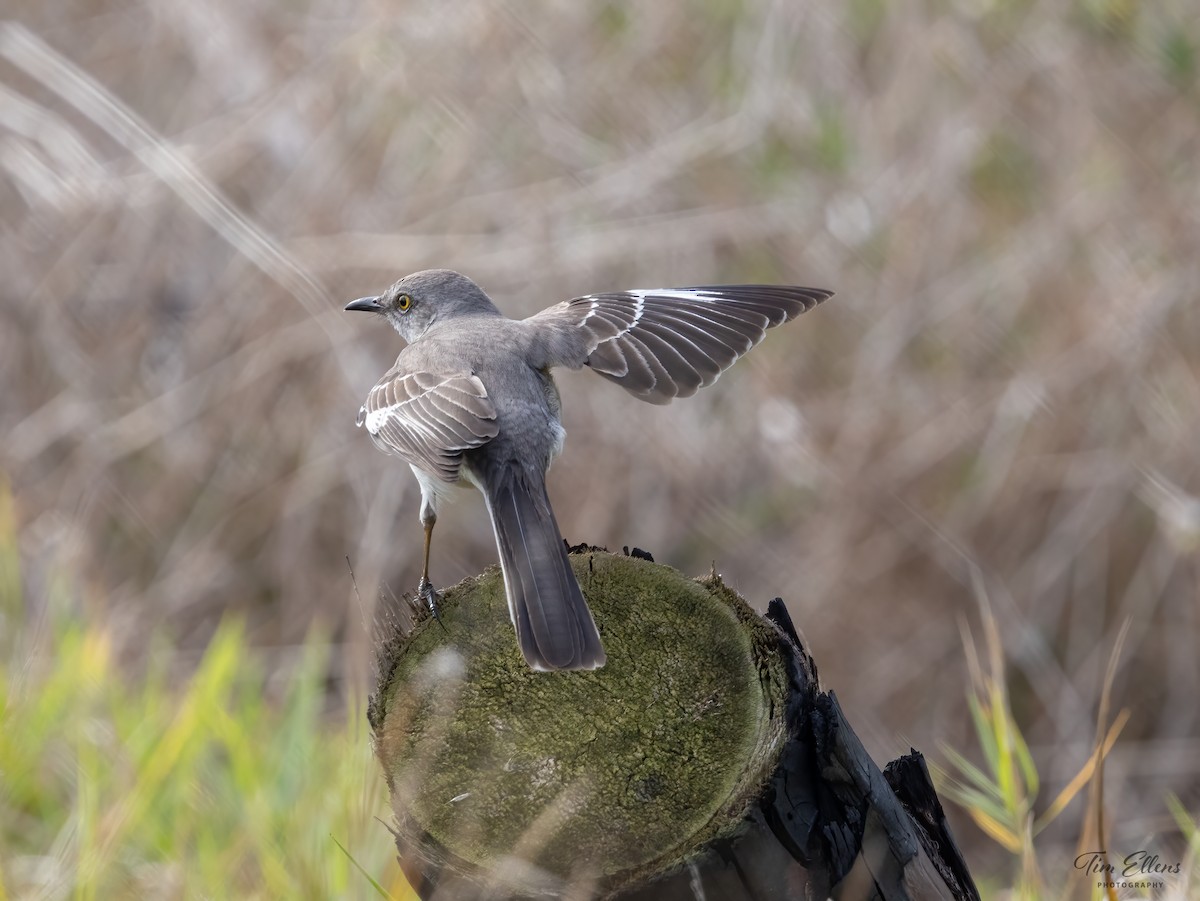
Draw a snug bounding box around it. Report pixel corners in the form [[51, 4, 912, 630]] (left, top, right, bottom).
[[417, 577, 442, 622]]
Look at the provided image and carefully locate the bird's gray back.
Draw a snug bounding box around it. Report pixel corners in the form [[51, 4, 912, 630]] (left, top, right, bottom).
[[401, 317, 563, 473]]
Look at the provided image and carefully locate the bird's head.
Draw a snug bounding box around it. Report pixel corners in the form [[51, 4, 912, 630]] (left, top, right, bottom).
[[345, 269, 498, 342]]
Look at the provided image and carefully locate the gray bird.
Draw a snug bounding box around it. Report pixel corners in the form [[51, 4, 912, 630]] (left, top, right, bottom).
[[346, 270, 832, 671]]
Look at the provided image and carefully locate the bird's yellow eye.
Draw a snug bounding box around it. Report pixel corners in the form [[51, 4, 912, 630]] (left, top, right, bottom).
[[397, 293, 413, 312]]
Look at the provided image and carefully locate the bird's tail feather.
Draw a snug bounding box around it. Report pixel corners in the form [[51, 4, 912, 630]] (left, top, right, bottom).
[[482, 465, 606, 671]]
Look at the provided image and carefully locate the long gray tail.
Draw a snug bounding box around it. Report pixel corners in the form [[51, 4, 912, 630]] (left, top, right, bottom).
[[482, 465, 606, 671]]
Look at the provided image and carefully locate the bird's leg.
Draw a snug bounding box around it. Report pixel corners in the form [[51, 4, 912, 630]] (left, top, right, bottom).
[[417, 504, 440, 620]]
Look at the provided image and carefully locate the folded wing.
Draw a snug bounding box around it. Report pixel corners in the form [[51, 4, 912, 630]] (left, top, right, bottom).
[[358, 369, 499, 481]]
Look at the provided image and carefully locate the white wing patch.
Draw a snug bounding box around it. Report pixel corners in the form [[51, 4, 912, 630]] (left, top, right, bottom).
[[362, 405, 387, 434], [623, 289, 724, 303]]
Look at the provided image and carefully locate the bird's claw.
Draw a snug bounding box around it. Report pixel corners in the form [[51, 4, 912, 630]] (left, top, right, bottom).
[[417, 577, 441, 622]]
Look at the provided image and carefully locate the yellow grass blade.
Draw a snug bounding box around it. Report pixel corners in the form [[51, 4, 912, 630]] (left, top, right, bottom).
[[968, 807, 1024, 854], [1034, 708, 1129, 835]]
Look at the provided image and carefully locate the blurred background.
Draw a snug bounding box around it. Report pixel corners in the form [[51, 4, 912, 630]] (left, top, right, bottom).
[[3, 0, 1199, 892]]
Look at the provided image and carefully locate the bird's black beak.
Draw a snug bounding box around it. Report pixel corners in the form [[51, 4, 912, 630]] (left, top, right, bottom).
[[345, 296, 383, 313]]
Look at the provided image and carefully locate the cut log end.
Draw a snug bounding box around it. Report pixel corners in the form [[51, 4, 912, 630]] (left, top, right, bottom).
[[370, 550, 790, 896]]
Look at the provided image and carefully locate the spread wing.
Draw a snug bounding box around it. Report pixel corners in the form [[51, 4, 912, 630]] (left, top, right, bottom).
[[357, 369, 499, 482], [529, 285, 833, 404]]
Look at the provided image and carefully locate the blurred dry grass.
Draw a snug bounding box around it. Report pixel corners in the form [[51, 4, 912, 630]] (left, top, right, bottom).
[[3, 0, 1199, 877]]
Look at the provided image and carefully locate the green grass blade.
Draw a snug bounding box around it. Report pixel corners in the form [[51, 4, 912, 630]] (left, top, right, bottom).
[[331, 834, 396, 900], [938, 742, 1004, 800]]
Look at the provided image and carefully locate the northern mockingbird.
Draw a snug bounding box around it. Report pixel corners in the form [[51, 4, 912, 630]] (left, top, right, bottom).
[[347, 269, 832, 672]]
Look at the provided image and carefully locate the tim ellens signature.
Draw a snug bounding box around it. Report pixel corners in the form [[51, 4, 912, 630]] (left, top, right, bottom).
[[1075, 851, 1182, 879]]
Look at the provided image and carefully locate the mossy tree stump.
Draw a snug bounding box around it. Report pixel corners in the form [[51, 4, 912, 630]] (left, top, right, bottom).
[[369, 548, 978, 900]]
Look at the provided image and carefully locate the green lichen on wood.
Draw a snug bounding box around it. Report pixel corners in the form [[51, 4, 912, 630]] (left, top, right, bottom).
[[370, 550, 788, 890]]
